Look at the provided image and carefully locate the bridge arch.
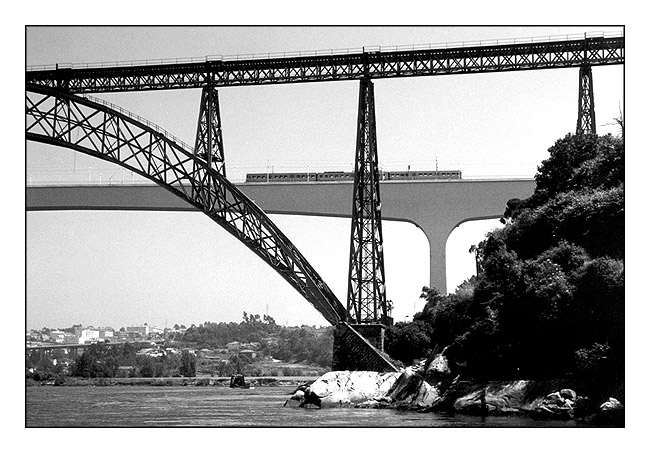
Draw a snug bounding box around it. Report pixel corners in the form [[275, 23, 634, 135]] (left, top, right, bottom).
[[25, 85, 347, 325], [445, 216, 505, 290]]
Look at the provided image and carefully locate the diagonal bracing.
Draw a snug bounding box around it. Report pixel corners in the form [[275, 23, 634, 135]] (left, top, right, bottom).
[[26, 85, 348, 325], [346, 79, 390, 325], [26, 35, 623, 92]]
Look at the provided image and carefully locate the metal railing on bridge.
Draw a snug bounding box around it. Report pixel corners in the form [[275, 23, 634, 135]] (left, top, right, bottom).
[[26, 31, 622, 72]]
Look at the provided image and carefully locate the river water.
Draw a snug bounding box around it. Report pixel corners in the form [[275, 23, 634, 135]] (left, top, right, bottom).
[[25, 385, 586, 428]]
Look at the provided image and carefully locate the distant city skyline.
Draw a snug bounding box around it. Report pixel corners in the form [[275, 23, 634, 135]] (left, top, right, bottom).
[[25, 26, 624, 330]]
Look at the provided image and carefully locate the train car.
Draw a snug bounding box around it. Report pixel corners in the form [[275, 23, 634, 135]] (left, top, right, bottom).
[[245, 172, 319, 183], [386, 170, 462, 180], [245, 169, 461, 183], [316, 171, 354, 182]]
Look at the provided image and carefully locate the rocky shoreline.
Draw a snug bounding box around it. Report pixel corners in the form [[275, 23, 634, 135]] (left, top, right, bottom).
[[284, 352, 624, 426]]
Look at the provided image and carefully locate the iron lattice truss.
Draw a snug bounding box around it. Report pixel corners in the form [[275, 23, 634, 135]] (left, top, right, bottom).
[[576, 66, 597, 134], [347, 79, 388, 324], [26, 36, 624, 93], [25, 85, 348, 325], [194, 86, 226, 175]]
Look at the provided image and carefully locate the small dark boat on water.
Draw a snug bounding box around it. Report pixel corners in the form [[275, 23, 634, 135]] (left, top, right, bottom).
[[229, 372, 251, 388]]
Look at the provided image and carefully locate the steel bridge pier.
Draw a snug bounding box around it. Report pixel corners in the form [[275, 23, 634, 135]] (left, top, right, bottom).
[[332, 78, 397, 372], [577, 65, 597, 135]]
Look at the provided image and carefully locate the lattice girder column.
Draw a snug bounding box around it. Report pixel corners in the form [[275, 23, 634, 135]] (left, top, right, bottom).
[[346, 78, 389, 325], [195, 86, 226, 173], [194, 85, 227, 214], [576, 65, 596, 135]]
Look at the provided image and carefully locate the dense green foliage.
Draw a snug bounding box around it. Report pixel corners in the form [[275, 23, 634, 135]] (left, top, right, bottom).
[[386, 132, 624, 389], [179, 313, 280, 348], [178, 313, 333, 368], [66, 342, 195, 378]]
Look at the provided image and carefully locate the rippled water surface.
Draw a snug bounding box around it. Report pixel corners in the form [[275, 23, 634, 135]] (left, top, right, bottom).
[[26, 386, 583, 427]]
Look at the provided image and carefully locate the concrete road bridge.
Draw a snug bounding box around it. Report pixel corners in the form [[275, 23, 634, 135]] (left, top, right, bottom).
[[26, 178, 535, 294]]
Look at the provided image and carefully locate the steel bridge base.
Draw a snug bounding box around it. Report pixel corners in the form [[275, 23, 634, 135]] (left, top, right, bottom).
[[332, 323, 398, 372]]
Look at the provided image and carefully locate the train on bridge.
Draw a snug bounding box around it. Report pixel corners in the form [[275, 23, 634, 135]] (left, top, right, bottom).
[[246, 169, 462, 183]]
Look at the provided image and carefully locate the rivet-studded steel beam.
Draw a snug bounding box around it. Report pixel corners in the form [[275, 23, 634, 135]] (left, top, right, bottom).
[[346, 79, 390, 325], [25, 85, 348, 326], [26, 35, 623, 93]]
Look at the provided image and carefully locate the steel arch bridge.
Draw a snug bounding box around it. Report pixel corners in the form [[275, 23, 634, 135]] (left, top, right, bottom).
[[25, 84, 348, 325], [26, 31, 624, 341]]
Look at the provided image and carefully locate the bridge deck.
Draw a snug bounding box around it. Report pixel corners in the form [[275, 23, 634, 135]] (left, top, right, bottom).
[[26, 179, 536, 293], [26, 35, 623, 92]]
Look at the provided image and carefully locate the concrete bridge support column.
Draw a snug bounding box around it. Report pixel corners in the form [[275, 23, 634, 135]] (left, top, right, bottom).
[[419, 219, 465, 295]]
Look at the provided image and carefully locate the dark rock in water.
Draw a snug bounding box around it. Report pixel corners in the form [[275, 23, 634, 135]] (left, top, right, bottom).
[[283, 386, 323, 408], [587, 397, 625, 426], [301, 387, 322, 408]]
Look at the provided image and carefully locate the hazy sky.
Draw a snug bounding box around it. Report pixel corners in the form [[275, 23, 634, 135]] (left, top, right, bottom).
[[24, 26, 624, 330]]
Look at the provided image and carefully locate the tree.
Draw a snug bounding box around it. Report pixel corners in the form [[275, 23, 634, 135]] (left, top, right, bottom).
[[179, 350, 196, 377], [385, 321, 433, 364], [405, 131, 625, 383], [137, 356, 156, 378]]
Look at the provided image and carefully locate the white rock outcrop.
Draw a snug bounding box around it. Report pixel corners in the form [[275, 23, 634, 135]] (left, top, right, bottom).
[[286, 368, 446, 410], [307, 370, 400, 408], [600, 397, 623, 412]]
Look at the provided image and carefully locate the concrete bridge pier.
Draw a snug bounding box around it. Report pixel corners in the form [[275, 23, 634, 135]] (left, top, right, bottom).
[[373, 179, 536, 294], [417, 214, 490, 294]]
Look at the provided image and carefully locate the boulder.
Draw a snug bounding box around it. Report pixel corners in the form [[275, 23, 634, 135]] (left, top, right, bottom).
[[559, 388, 577, 401], [283, 369, 446, 410], [600, 397, 623, 412], [387, 369, 423, 403], [411, 380, 441, 409], [292, 370, 400, 408], [584, 397, 624, 425], [531, 390, 578, 420], [454, 381, 533, 416], [426, 350, 451, 377]]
